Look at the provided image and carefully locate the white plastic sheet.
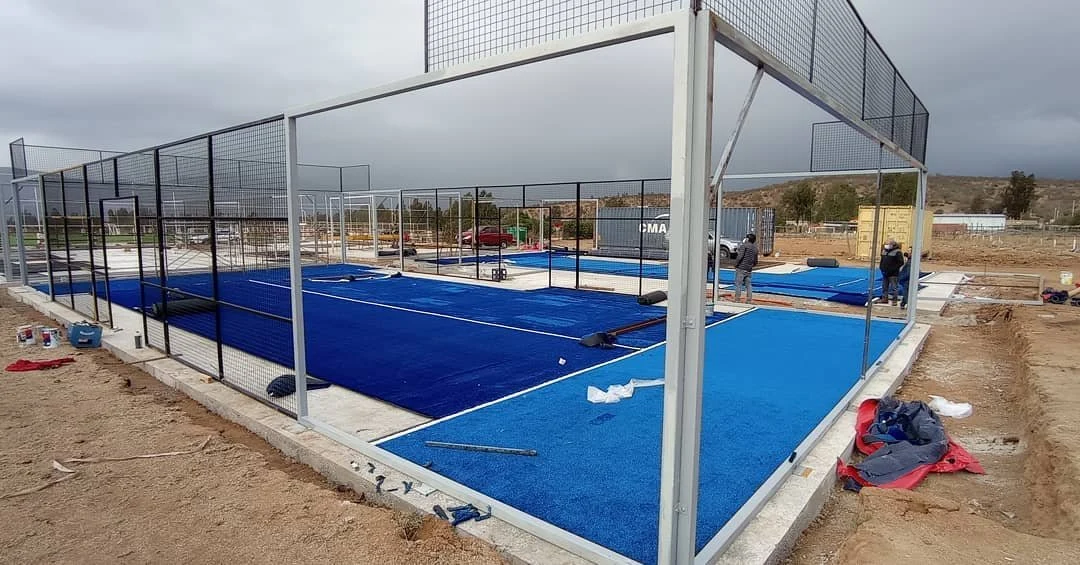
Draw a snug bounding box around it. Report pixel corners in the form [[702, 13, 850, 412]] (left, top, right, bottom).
[[587, 378, 664, 404], [928, 395, 973, 419]]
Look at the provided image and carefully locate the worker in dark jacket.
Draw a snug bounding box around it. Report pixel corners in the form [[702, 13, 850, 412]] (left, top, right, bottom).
[[899, 251, 913, 310], [878, 238, 904, 305], [732, 233, 759, 303]]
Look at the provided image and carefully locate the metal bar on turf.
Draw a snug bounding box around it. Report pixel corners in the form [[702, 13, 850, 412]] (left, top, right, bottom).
[[424, 441, 537, 456]]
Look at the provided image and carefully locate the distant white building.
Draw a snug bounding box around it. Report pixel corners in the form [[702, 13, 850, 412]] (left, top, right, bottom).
[[932, 213, 1007, 232]]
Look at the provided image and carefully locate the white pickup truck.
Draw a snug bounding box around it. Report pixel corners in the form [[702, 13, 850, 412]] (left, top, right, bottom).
[[651, 213, 742, 258]]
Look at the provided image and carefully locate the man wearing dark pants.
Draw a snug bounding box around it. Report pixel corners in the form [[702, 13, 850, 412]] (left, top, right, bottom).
[[878, 239, 905, 306], [899, 251, 913, 309], [733, 233, 759, 304]]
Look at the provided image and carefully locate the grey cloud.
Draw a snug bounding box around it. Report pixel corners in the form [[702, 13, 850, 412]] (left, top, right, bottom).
[[3, 0, 1078, 187]]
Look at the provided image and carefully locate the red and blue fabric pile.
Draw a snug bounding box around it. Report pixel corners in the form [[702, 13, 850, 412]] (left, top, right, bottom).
[[836, 396, 984, 490]]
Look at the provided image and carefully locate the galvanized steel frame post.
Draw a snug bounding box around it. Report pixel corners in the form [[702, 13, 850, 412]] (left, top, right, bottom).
[[658, 9, 713, 564], [861, 144, 885, 375], [285, 117, 310, 418], [152, 149, 171, 354], [17, 180, 33, 287], [207, 136, 226, 380], [907, 170, 928, 323], [284, 11, 685, 564]]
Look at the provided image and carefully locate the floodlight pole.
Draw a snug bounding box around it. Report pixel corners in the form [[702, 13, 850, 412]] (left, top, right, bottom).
[[710, 65, 763, 304], [658, 9, 714, 565], [861, 143, 885, 375], [284, 117, 309, 418], [907, 170, 927, 323]]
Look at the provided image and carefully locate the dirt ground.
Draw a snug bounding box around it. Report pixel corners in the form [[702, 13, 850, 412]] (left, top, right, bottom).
[[0, 294, 505, 565], [774, 232, 1080, 273], [785, 299, 1080, 564]]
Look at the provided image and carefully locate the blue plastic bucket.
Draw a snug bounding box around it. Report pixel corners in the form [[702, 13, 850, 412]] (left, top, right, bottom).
[[69, 322, 102, 349]]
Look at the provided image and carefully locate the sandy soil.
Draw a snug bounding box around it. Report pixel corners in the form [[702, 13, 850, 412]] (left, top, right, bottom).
[[0, 294, 505, 565], [785, 302, 1080, 564], [774, 233, 1080, 274]]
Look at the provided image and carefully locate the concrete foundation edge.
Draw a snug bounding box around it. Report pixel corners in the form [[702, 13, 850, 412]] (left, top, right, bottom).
[[715, 322, 930, 564], [7, 286, 584, 565]]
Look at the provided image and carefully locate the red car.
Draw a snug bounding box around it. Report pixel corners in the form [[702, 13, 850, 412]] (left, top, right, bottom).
[[460, 226, 515, 248]]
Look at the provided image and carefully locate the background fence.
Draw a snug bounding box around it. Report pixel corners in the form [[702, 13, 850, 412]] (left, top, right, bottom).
[[397, 180, 775, 296], [11, 124, 776, 413]]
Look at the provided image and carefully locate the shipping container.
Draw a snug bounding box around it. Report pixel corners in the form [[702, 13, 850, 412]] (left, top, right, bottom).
[[594, 206, 774, 259], [856, 205, 933, 259]]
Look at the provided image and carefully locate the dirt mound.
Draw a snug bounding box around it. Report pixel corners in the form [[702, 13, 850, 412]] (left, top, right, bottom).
[[837, 488, 1080, 564]]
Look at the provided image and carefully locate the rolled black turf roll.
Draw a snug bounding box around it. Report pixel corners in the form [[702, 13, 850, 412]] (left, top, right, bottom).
[[151, 297, 216, 318], [806, 257, 840, 268], [637, 290, 667, 305]]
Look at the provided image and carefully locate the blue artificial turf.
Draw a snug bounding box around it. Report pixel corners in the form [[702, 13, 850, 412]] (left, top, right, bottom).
[[378, 309, 905, 563], [426, 251, 897, 305], [50, 264, 716, 417]]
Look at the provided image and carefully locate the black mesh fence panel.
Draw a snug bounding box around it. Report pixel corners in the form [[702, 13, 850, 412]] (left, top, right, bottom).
[[424, 0, 928, 164], [810, 120, 909, 171], [42, 173, 69, 303], [9, 138, 27, 178]]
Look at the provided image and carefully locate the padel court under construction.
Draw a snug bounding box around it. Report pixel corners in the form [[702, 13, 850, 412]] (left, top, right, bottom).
[[4, 1, 934, 563]]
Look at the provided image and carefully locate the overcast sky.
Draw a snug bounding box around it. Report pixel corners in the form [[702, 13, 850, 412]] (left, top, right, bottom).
[[2, 0, 1078, 189]]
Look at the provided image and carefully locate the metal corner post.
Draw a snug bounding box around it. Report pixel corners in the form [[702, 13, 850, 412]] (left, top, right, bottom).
[[398, 192, 405, 269], [658, 9, 714, 565], [152, 149, 171, 354], [861, 143, 885, 374], [81, 164, 100, 321], [19, 180, 35, 287], [284, 117, 309, 418], [710, 65, 763, 304], [907, 170, 927, 323], [207, 136, 225, 380]]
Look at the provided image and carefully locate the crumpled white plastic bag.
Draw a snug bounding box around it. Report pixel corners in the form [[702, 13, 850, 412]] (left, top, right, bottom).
[[587, 378, 664, 404], [928, 395, 973, 419]]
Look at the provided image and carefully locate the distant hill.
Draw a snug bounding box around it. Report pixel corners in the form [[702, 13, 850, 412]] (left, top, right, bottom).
[[720, 174, 1080, 221]]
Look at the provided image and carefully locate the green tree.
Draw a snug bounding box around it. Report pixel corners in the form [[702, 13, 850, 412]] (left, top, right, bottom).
[[816, 183, 859, 221], [999, 170, 1037, 219], [780, 181, 816, 224], [879, 173, 918, 205], [967, 193, 987, 214]]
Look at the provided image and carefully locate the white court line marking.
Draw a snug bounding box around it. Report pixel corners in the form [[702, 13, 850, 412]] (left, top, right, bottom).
[[248, 279, 640, 351], [374, 306, 759, 445]]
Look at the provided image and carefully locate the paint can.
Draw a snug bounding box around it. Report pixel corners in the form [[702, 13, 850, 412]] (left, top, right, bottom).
[[17, 325, 35, 347], [134, 332, 143, 349], [1062, 271, 1074, 286], [41, 328, 60, 349]]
